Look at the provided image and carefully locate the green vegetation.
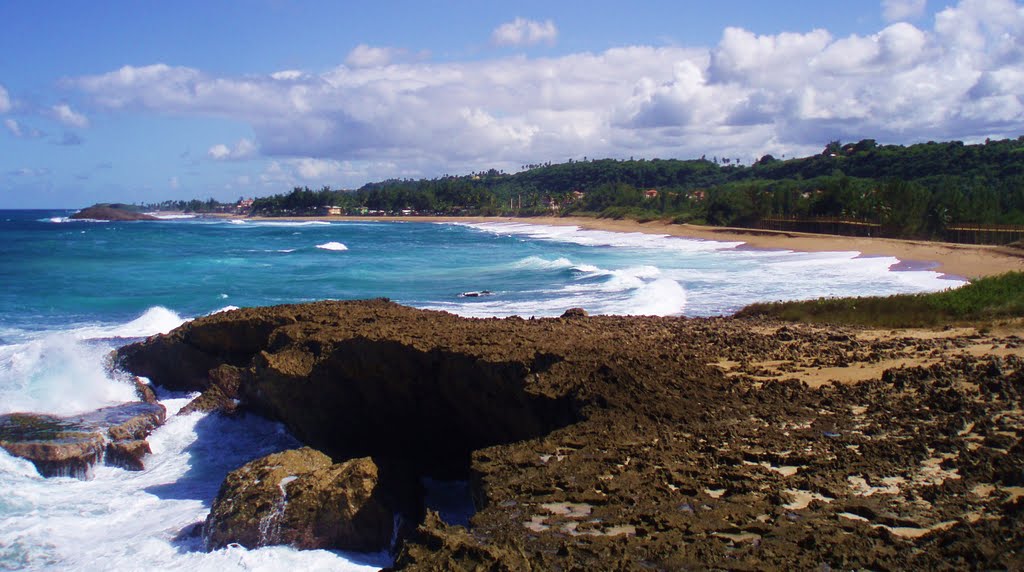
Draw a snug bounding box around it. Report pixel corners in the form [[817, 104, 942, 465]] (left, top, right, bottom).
[[735, 272, 1024, 328], [244, 137, 1024, 242]]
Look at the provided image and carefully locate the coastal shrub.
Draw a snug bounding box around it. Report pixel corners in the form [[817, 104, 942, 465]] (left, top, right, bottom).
[[735, 272, 1024, 327]]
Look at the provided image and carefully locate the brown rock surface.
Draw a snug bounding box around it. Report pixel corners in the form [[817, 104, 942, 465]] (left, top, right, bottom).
[[204, 448, 393, 551], [114, 299, 1024, 569], [0, 402, 166, 478]]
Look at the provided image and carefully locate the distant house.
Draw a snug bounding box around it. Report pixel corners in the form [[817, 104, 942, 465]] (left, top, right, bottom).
[[572, 190, 586, 201], [689, 190, 707, 202], [349, 206, 369, 216], [322, 205, 343, 216], [644, 189, 659, 199], [235, 198, 254, 214], [547, 197, 561, 213]]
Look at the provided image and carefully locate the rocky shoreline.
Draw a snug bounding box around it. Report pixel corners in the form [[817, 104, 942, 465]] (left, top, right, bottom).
[[4, 298, 1021, 569]]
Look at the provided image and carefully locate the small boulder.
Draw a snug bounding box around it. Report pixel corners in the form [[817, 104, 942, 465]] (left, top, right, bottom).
[[561, 307, 589, 319], [204, 448, 393, 552]]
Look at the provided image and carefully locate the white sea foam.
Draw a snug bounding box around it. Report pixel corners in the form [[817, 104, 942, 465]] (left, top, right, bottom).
[[146, 213, 196, 220], [0, 335, 136, 415], [229, 220, 332, 228], [70, 306, 186, 340], [0, 408, 388, 571], [460, 222, 745, 251], [512, 256, 575, 270], [604, 278, 688, 316], [0, 307, 187, 416], [210, 306, 240, 315], [316, 241, 349, 251]]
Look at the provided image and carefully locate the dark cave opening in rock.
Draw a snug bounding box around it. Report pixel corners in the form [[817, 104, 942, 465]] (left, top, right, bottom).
[[238, 337, 587, 525]]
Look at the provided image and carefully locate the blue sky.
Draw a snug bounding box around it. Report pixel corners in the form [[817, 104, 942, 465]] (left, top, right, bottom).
[[1, 0, 1022, 208]]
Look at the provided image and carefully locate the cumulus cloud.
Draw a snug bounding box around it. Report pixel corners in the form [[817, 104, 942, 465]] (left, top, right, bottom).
[[208, 137, 257, 160], [882, 0, 928, 22], [0, 84, 10, 113], [70, 0, 1024, 181], [52, 103, 89, 128], [491, 18, 558, 47]]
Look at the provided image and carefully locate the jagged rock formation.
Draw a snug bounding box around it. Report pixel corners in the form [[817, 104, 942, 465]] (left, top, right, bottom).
[[114, 299, 1024, 569], [204, 448, 393, 551], [0, 402, 166, 478]]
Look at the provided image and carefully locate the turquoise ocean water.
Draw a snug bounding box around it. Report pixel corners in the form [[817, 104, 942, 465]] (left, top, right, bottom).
[[0, 209, 962, 570]]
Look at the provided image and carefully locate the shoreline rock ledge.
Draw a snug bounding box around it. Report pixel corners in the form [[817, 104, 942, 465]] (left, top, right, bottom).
[[113, 299, 1024, 570], [0, 401, 167, 478]]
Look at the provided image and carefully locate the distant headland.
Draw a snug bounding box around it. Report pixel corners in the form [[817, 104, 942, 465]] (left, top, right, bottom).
[[70, 204, 159, 221]]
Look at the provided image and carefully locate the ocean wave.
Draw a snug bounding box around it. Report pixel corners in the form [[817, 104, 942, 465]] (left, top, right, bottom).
[[146, 213, 196, 220], [512, 256, 575, 270], [0, 335, 138, 415], [316, 241, 349, 251], [41, 217, 109, 224], [70, 306, 186, 341], [607, 278, 687, 316], [228, 220, 333, 228], [460, 222, 744, 252]]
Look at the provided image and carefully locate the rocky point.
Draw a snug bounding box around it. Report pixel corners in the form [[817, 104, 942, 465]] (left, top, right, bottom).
[[111, 298, 1024, 569]]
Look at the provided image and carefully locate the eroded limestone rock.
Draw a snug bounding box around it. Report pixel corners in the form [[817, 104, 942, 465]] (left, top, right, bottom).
[[0, 402, 166, 478], [204, 447, 393, 552]]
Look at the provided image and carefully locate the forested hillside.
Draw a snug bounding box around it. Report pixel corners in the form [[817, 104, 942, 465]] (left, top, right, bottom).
[[249, 137, 1024, 240]]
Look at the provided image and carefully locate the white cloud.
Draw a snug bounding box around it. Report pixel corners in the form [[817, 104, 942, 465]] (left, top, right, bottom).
[[0, 84, 10, 113], [491, 18, 558, 47], [4, 118, 21, 136], [346, 44, 396, 67], [3, 118, 43, 139], [293, 157, 342, 179], [70, 0, 1024, 184], [169, 176, 179, 189], [52, 103, 89, 128], [882, 0, 928, 22], [208, 138, 257, 160]]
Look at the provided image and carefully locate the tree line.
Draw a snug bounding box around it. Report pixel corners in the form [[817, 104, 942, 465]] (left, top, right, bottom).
[[188, 136, 1024, 240]]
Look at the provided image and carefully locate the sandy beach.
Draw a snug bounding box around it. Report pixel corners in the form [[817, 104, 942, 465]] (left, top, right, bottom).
[[235, 213, 1024, 280]]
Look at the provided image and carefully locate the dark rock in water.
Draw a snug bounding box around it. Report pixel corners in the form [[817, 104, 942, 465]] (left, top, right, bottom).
[[106, 439, 152, 471], [177, 365, 244, 416], [0, 402, 166, 478], [113, 299, 1024, 570], [70, 204, 159, 221], [204, 448, 393, 552], [0, 415, 106, 478], [458, 290, 493, 298], [133, 376, 159, 404]]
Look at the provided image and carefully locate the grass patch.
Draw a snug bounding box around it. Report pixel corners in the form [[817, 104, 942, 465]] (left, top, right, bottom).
[[735, 272, 1024, 328]]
